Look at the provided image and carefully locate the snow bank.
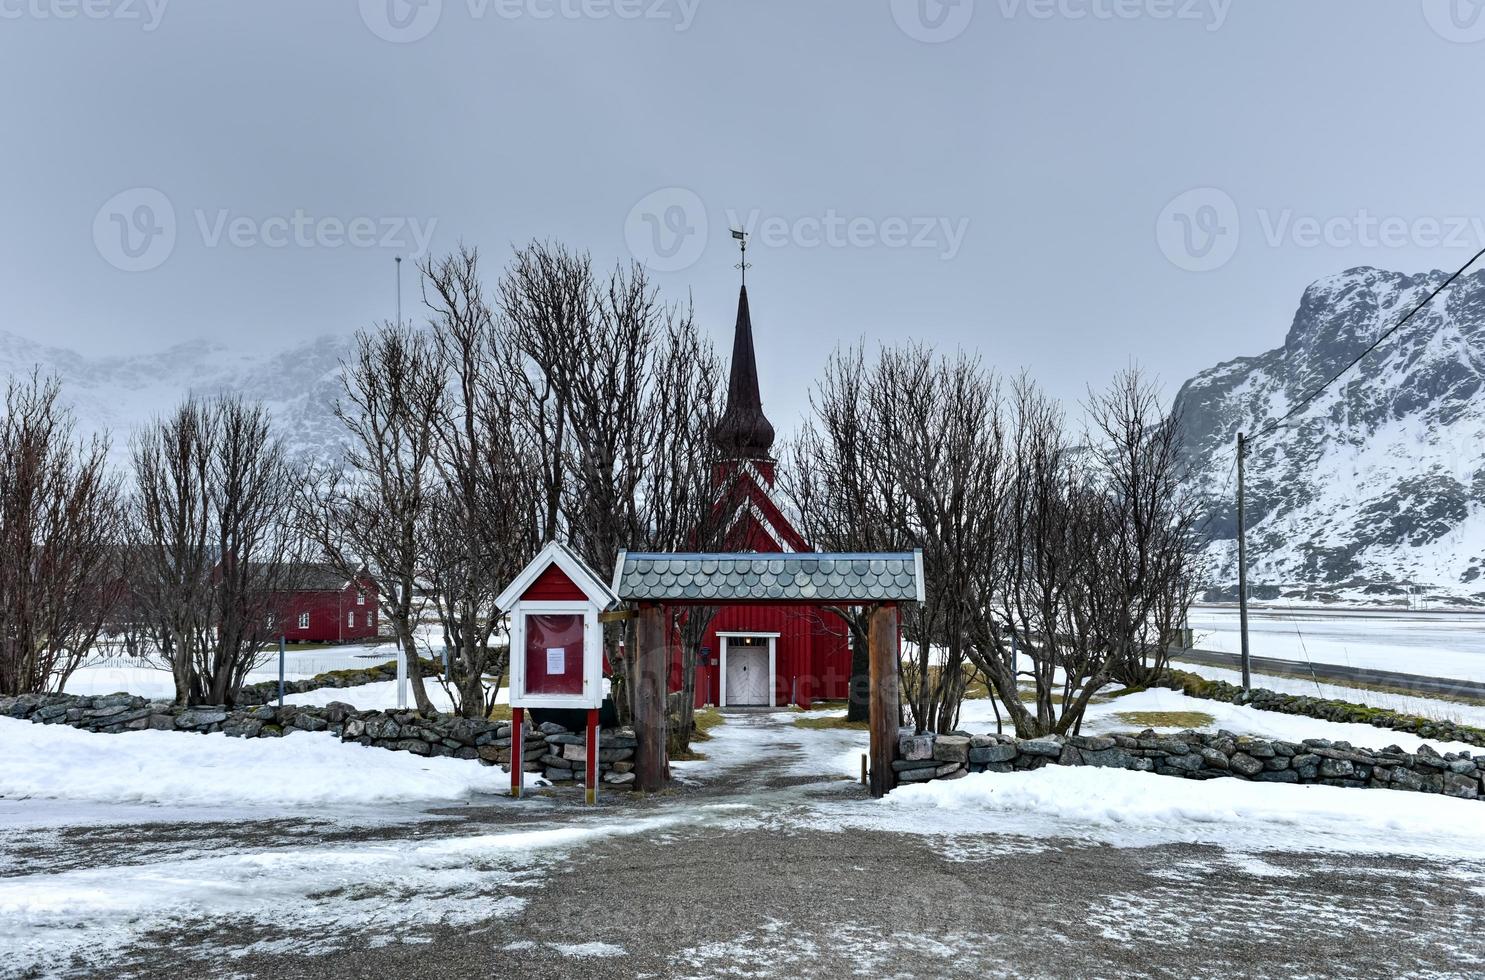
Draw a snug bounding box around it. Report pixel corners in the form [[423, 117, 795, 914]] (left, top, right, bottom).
[[0, 717, 507, 807], [882, 765, 1485, 848]]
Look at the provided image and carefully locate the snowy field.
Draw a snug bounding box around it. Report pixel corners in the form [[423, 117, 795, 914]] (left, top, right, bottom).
[[1189, 606, 1485, 682]]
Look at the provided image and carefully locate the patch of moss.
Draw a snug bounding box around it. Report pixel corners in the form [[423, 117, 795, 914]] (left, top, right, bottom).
[[1114, 710, 1216, 729]]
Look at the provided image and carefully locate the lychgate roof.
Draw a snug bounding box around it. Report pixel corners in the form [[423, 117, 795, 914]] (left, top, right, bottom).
[[612, 551, 925, 604]]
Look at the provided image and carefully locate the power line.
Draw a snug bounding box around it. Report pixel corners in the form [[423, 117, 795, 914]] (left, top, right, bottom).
[[1254, 247, 1485, 441]]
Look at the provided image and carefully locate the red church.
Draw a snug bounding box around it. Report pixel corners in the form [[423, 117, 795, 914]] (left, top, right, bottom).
[[689, 283, 854, 709]]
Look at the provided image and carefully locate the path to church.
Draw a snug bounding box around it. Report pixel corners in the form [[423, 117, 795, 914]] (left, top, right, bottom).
[[22, 711, 1485, 980]]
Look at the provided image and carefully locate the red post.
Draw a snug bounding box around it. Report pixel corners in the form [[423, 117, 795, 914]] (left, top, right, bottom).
[[585, 707, 599, 805], [511, 706, 524, 799]]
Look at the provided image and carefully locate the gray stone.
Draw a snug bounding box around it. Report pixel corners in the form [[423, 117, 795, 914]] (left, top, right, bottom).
[[1161, 752, 1204, 772], [544, 767, 575, 782], [970, 744, 1018, 765], [934, 735, 971, 764], [1199, 748, 1230, 770], [900, 734, 935, 761], [1229, 753, 1264, 777], [1319, 758, 1356, 779], [1081, 747, 1138, 770], [175, 709, 228, 729], [602, 771, 636, 786], [1443, 772, 1480, 800], [1020, 737, 1064, 758], [393, 738, 432, 756]]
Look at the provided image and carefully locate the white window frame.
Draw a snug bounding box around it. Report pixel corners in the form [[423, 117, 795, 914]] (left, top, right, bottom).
[[298, 612, 310, 630], [357, 591, 366, 606], [347, 610, 355, 628], [508, 600, 603, 709]]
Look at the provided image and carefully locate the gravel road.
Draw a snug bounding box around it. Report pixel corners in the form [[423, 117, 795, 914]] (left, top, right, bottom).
[[11, 712, 1485, 980]]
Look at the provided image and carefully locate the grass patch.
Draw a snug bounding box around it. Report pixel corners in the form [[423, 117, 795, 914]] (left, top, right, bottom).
[[669, 707, 725, 762], [486, 703, 512, 723], [1114, 710, 1215, 729]]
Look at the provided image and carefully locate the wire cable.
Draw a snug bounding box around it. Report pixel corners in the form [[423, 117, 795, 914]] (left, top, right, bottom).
[[1254, 247, 1485, 441]]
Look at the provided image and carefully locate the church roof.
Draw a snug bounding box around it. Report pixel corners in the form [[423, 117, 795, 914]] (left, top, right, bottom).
[[712, 285, 776, 460]]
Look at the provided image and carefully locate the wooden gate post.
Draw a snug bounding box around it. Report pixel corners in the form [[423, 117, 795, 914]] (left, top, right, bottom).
[[867, 602, 900, 799], [634, 602, 669, 793]]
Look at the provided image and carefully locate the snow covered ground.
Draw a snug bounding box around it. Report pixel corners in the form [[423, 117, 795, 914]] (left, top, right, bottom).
[[0, 717, 508, 808], [1189, 606, 1485, 681]]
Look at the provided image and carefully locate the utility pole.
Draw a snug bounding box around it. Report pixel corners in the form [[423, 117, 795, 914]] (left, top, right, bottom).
[[395, 255, 403, 327], [1236, 432, 1252, 692]]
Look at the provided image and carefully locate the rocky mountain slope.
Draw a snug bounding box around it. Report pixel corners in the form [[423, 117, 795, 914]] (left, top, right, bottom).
[[1176, 267, 1485, 602], [0, 330, 351, 467]]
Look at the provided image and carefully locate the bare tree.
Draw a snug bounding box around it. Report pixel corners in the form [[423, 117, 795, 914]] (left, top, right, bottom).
[[132, 397, 302, 706], [421, 245, 538, 718], [494, 242, 722, 740], [1085, 369, 1201, 689], [0, 373, 123, 696], [299, 323, 446, 714], [783, 346, 900, 723]]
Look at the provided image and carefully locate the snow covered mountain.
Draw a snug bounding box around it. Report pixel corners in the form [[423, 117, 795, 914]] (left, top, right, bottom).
[[0, 330, 352, 467], [1176, 267, 1485, 603]]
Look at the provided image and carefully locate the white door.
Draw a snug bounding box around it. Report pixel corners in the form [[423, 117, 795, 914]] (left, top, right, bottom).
[[725, 647, 769, 706]]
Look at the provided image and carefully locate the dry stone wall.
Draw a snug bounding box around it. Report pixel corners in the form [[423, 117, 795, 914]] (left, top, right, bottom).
[[895, 727, 1484, 801]]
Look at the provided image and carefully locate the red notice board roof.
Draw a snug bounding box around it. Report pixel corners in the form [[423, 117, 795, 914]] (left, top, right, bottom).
[[496, 540, 619, 612]]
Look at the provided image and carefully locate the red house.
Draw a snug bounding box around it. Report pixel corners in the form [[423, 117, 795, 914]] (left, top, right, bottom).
[[272, 564, 379, 643], [685, 284, 854, 709]]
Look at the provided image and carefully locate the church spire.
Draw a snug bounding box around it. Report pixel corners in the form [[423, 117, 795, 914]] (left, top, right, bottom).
[[712, 235, 775, 461]]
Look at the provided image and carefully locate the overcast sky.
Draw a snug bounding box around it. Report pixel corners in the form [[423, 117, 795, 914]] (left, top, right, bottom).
[[2, 0, 1483, 426]]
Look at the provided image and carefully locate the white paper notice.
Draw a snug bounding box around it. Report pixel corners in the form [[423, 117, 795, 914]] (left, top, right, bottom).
[[545, 647, 565, 675]]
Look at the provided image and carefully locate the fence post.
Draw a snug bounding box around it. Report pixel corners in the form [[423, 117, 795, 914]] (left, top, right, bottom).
[[277, 635, 285, 709], [396, 636, 408, 710]]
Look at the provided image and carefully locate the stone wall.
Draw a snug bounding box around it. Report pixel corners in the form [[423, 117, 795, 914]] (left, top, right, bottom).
[[1161, 669, 1485, 750], [895, 728, 1484, 801], [235, 657, 443, 706], [0, 692, 637, 788]]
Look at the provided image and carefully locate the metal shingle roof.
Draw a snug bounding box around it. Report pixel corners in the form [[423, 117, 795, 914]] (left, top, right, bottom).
[[612, 551, 924, 604]]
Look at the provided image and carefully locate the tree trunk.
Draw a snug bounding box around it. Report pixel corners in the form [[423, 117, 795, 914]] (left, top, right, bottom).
[[397, 615, 433, 714]]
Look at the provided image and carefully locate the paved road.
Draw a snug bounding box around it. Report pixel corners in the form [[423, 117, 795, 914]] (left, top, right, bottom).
[[10, 714, 1485, 980], [1173, 646, 1485, 699]]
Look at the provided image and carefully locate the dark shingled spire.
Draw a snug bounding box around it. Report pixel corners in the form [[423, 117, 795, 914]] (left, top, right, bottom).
[[713, 285, 775, 460]]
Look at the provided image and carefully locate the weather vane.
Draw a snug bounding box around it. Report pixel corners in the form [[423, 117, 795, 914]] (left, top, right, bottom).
[[731, 228, 751, 287]]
